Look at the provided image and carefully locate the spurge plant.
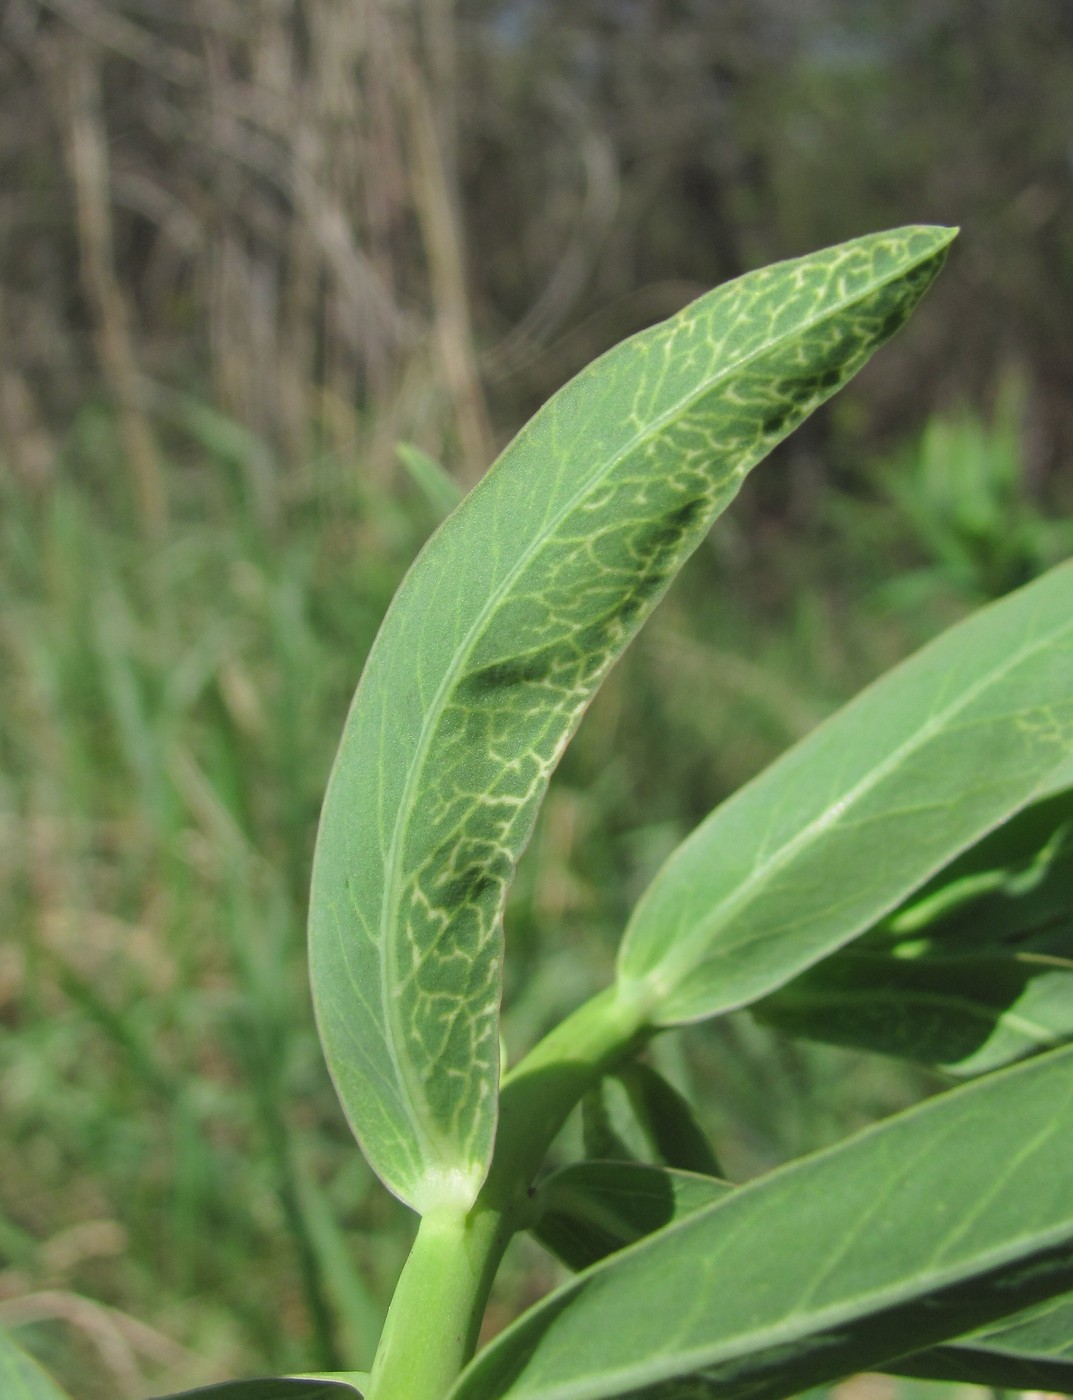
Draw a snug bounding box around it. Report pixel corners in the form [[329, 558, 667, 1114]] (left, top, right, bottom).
[[6, 225, 1073, 1400]]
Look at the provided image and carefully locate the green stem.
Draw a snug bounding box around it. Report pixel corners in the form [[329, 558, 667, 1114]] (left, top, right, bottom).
[[367, 984, 649, 1400]]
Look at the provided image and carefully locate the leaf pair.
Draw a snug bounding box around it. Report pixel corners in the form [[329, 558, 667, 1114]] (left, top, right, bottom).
[[308, 226, 962, 1214]]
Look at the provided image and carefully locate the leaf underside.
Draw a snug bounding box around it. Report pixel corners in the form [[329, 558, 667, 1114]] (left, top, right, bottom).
[[451, 1043, 1073, 1400], [308, 226, 956, 1212]]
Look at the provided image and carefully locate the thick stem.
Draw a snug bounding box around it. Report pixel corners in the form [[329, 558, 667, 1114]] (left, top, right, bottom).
[[366, 1205, 485, 1400], [367, 984, 650, 1400]]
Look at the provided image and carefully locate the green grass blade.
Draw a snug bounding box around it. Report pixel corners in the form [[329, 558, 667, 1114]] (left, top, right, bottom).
[[451, 1043, 1073, 1400], [531, 1161, 731, 1272], [0, 1330, 73, 1400], [890, 1292, 1073, 1391], [617, 560, 1073, 1026], [309, 226, 956, 1213]]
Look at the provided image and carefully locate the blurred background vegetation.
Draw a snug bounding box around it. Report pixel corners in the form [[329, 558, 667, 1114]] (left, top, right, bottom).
[[2, 2, 1073, 1396]]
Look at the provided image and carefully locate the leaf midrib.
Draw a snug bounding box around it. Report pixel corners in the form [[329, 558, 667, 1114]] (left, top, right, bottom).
[[377, 254, 934, 1187], [636, 601, 1073, 1017]]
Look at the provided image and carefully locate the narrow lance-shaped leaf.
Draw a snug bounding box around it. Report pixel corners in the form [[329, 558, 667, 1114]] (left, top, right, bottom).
[[451, 1043, 1073, 1400], [309, 227, 956, 1213], [617, 559, 1073, 1027], [537, 1176, 1073, 1394], [534, 1168, 1073, 1392]]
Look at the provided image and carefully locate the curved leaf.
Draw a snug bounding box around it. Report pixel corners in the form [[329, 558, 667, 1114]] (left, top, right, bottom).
[[755, 778, 1073, 1073], [309, 226, 956, 1212], [0, 1329, 73, 1400], [617, 560, 1073, 1027], [451, 1043, 1073, 1400]]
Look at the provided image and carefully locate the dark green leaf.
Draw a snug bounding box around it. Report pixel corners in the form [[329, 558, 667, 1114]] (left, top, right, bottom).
[[151, 1376, 365, 1399], [879, 777, 1073, 953], [889, 1290, 1073, 1391], [531, 1161, 731, 1272], [755, 949, 1073, 1075]]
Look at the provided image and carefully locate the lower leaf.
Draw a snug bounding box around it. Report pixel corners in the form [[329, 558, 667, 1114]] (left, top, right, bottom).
[[451, 1043, 1073, 1400]]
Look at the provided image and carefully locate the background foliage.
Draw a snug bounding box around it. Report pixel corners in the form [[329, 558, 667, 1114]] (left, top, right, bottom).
[[2, 3, 1072, 1397]]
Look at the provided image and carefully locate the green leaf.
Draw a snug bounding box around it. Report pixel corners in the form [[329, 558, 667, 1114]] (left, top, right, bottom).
[[583, 1066, 722, 1175], [890, 1291, 1073, 1391], [0, 1329, 73, 1400], [151, 1376, 365, 1399], [617, 560, 1073, 1027], [450, 1042, 1073, 1400], [754, 779, 1073, 1074], [542, 1167, 1073, 1392], [531, 1161, 731, 1272], [755, 949, 1073, 1075], [309, 226, 956, 1212], [880, 776, 1073, 949]]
